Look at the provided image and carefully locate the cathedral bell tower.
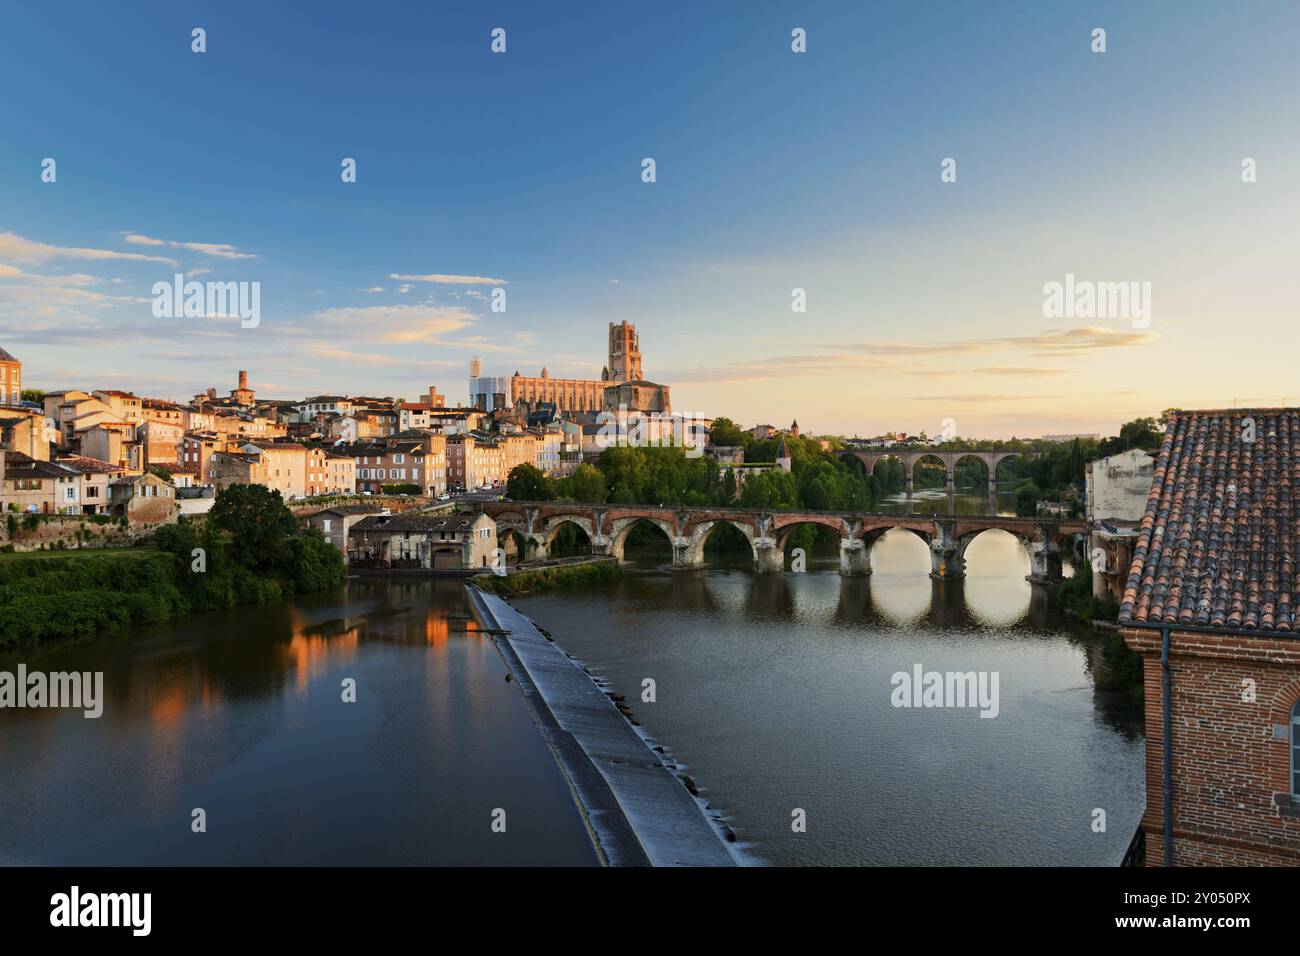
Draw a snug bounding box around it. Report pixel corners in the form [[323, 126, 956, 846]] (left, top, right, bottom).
[[607, 321, 643, 383]]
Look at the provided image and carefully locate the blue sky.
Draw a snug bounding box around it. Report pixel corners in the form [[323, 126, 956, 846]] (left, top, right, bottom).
[[2, 1, 1298, 437]]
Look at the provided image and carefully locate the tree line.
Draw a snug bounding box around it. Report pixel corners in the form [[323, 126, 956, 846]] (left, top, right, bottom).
[[507, 414, 1169, 519]]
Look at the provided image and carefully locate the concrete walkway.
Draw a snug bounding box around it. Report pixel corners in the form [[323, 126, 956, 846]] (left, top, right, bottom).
[[467, 588, 737, 867]]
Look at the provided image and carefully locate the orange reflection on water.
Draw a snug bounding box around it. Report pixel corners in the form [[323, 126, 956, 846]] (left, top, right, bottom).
[[424, 608, 449, 646], [148, 684, 188, 728], [283, 607, 360, 695]]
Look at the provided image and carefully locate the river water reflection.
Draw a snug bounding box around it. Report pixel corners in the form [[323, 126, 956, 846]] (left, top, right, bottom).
[[513, 509, 1145, 866], [0, 579, 597, 866], [0, 494, 1142, 866]]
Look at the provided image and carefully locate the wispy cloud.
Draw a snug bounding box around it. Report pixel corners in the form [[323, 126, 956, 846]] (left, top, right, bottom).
[[972, 366, 1069, 377], [0, 231, 177, 266], [122, 233, 256, 260], [910, 393, 1068, 403], [667, 354, 891, 384], [0, 264, 100, 287], [834, 326, 1158, 358], [387, 272, 508, 285], [301, 304, 478, 346]]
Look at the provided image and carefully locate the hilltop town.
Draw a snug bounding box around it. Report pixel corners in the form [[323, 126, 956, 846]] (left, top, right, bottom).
[[0, 324, 678, 512]]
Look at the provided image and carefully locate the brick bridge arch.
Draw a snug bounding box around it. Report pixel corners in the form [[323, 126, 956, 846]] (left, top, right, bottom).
[[477, 501, 1082, 583], [843, 448, 1022, 496], [607, 514, 678, 561]]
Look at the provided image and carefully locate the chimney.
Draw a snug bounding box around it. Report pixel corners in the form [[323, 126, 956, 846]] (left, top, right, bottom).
[[238, 370, 248, 389]]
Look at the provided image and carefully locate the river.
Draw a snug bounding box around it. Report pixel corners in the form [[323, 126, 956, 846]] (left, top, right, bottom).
[[0, 579, 597, 866], [0, 492, 1145, 866], [511, 490, 1146, 866]]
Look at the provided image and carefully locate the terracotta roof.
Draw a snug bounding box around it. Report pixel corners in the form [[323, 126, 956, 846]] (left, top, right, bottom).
[[6, 460, 77, 480], [1120, 408, 1298, 634], [244, 441, 307, 452], [55, 455, 125, 475]]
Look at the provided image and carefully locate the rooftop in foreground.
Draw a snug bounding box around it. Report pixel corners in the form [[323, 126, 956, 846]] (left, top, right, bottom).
[[1120, 408, 1298, 634]]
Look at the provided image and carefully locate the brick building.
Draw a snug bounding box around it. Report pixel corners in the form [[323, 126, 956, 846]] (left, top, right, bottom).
[[1121, 408, 1300, 866]]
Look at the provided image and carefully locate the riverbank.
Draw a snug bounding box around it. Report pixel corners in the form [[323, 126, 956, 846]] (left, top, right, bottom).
[[0, 578, 599, 865], [467, 587, 739, 866], [472, 559, 622, 597], [0, 529, 341, 648]]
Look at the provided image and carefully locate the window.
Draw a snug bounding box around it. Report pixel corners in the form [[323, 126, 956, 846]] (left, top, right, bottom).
[[1293, 701, 1300, 799]]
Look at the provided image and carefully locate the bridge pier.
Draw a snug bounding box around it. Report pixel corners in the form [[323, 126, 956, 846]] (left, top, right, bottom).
[[839, 538, 870, 576], [1026, 521, 1063, 586], [755, 543, 784, 574], [929, 518, 965, 581], [1027, 547, 1063, 585], [930, 542, 965, 581], [672, 542, 702, 570]]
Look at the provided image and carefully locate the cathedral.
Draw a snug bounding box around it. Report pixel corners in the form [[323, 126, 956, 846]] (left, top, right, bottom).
[[509, 322, 670, 416]]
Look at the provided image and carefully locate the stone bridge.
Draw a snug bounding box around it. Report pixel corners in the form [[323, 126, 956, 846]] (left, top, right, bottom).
[[843, 447, 1021, 496], [477, 501, 1086, 584]]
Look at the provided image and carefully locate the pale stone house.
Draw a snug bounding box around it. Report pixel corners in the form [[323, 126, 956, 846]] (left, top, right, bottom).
[[347, 511, 497, 570], [108, 471, 177, 525]]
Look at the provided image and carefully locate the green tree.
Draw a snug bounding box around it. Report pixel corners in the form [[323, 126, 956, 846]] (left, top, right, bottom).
[[506, 463, 552, 501], [563, 463, 607, 503], [286, 528, 345, 593], [709, 416, 745, 447], [1014, 481, 1043, 517], [209, 483, 297, 568], [1098, 416, 1163, 456]]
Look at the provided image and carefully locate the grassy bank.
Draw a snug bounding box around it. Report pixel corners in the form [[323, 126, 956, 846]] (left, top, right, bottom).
[[0, 549, 185, 647], [0, 525, 343, 649], [472, 561, 622, 597]]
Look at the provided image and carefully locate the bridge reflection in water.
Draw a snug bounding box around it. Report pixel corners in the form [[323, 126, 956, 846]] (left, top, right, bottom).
[[657, 530, 1058, 632], [509, 525, 1145, 867]]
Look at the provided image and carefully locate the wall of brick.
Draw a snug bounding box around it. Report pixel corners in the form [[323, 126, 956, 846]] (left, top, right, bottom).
[[1125, 627, 1300, 866]]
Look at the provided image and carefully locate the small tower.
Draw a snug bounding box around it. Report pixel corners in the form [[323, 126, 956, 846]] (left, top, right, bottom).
[[776, 436, 792, 474], [231, 370, 255, 405], [790, 419, 800, 438]]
